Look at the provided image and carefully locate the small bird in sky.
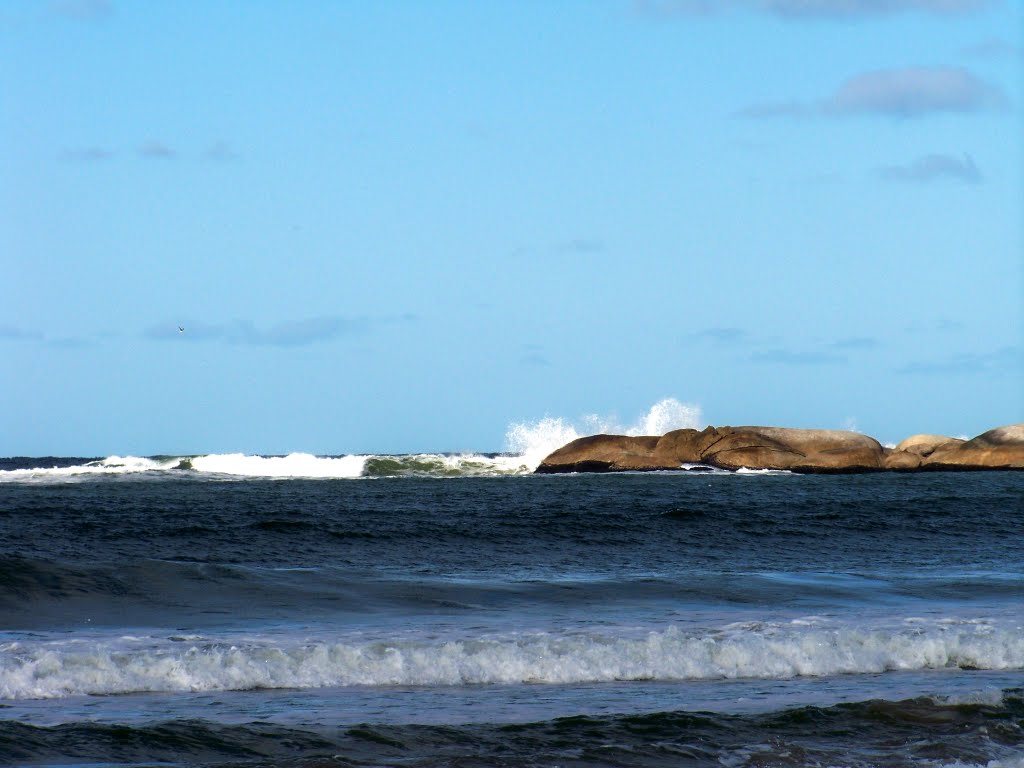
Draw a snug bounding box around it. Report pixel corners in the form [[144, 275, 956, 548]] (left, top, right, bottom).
[[178, 326, 185, 333]]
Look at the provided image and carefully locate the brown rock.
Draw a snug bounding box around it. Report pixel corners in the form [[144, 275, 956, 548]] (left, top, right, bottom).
[[884, 433, 964, 470], [653, 426, 724, 464], [923, 424, 1024, 470], [698, 427, 885, 473], [535, 434, 673, 473], [893, 434, 964, 457], [884, 450, 922, 470], [535, 423, 1020, 474]]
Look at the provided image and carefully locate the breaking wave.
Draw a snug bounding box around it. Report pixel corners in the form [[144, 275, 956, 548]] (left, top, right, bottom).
[[504, 397, 702, 469], [0, 398, 702, 481], [3, 618, 1021, 699]]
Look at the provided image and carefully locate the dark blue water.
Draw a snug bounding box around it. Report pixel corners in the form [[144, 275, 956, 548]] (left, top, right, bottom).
[[1, 462, 1022, 766]]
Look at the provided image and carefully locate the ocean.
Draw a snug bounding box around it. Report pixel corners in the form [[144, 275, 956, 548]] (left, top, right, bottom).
[[1, 442, 1023, 767]]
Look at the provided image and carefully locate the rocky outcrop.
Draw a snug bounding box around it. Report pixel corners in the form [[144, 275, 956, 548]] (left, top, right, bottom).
[[701, 427, 885, 473], [537, 434, 676, 472], [538, 425, 885, 474], [884, 434, 965, 470], [536, 423, 1024, 474], [923, 424, 1024, 470]]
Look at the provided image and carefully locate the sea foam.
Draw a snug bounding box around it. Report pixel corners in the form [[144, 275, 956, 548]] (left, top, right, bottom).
[[3, 618, 1021, 700], [0, 456, 180, 480], [188, 452, 368, 478]]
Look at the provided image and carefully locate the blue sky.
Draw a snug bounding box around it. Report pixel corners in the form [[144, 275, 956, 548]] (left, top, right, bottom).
[[2, 0, 1021, 456]]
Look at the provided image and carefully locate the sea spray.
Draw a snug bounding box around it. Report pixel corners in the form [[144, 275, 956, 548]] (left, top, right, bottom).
[[504, 397, 703, 470]]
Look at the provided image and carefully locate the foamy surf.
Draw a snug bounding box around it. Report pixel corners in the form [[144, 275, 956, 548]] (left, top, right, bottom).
[[3, 618, 1022, 699], [0, 456, 182, 480], [188, 452, 368, 478], [0, 398, 703, 481]]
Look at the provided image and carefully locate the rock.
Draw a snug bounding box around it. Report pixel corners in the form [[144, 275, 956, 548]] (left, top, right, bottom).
[[537, 425, 886, 474], [653, 427, 725, 464], [697, 427, 885, 473], [884, 450, 923, 470], [923, 424, 1024, 470], [893, 434, 965, 457], [536, 423, 1022, 474], [535, 434, 675, 473], [884, 434, 964, 470]]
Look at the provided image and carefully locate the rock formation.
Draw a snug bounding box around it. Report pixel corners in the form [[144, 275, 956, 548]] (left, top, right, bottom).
[[883, 434, 964, 470], [536, 423, 1024, 474], [922, 424, 1024, 471], [536, 434, 672, 472]]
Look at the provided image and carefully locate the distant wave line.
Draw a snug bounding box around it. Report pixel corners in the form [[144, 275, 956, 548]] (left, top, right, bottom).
[[0, 398, 705, 481]]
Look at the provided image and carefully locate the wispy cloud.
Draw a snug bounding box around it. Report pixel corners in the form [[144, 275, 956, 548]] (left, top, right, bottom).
[[139, 140, 175, 159], [827, 68, 1003, 116], [557, 239, 606, 254], [961, 37, 1024, 59], [146, 315, 413, 347], [519, 343, 551, 367], [879, 153, 982, 183], [60, 147, 114, 163], [239, 317, 372, 347], [46, 336, 93, 349], [750, 348, 847, 365], [520, 352, 551, 367], [0, 326, 95, 348], [903, 316, 966, 334], [638, 0, 990, 18], [0, 325, 44, 342], [740, 67, 1004, 119], [204, 141, 240, 162], [62, 140, 238, 163], [690, 329, 881, 358], [737, 101, 811, 119], [689, 326, 754, 343], [829, 336, 880, 350], [51, 0, 112, 21], [897, 346, 1019, 375]]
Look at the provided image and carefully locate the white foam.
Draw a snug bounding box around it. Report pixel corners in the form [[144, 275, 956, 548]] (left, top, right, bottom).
[[938, 757, 1024, 768], [188, 453, 367, 478], [0, 456, 179, 481], [3, 618, 1021, 700]]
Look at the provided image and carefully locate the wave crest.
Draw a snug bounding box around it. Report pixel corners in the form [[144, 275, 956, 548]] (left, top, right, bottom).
[[3, 619, 1020, 699]]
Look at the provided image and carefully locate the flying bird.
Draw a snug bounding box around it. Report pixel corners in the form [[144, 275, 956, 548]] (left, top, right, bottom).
[[178, 326, 185, 333]]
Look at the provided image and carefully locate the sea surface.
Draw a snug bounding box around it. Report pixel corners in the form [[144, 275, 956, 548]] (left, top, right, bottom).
[[1, 449, 1022, 767]]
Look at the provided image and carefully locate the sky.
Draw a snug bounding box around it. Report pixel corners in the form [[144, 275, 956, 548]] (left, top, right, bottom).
[[2, 0, 1022, 456]]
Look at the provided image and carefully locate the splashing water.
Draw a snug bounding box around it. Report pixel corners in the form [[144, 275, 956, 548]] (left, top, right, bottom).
[[504, 398, 703, 469], [636, 398, 703, 437]]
